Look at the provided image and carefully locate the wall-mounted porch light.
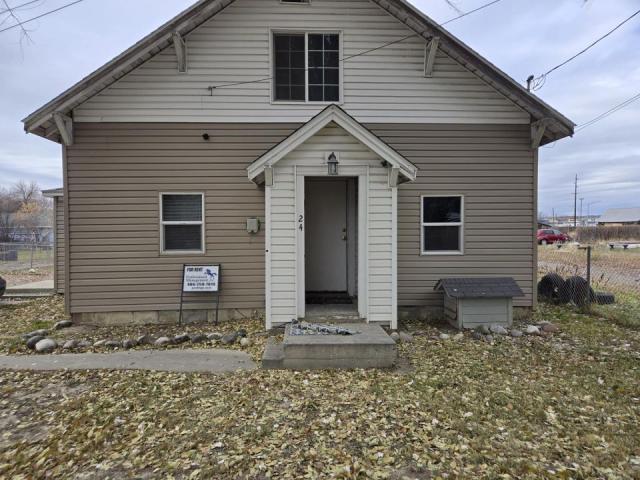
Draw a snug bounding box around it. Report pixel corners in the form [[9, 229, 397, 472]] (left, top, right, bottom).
[[327, 152, 339, 176]]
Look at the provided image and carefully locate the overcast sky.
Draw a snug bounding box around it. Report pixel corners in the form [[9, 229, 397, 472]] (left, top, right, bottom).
[[0, 0, 638, 216]]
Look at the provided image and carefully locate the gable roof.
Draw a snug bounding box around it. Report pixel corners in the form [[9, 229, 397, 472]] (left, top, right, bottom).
[[434, 277, 525, 299], [598, 207, 640, 223], [22, 0, 574, 144], [247, 105, 418, 183]]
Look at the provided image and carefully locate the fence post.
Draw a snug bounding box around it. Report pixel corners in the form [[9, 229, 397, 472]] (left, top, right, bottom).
[[586, 245, 592, 309]]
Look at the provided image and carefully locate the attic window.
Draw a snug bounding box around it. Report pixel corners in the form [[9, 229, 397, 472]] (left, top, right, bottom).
[[273, 32, 340, 103]]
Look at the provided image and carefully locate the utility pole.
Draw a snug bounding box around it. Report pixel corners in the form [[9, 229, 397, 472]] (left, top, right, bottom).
[[579, 197, 584, 226], [573, 174, 578, 230]]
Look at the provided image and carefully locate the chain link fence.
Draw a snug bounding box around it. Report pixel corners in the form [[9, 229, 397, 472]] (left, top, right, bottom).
[[538, 243, 640, 312], [0, 242, 54, 271]]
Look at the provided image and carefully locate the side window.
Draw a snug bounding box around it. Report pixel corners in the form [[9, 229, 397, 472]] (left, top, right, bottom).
[[421, 196, 463, 254], [160, 193, 204, 253]]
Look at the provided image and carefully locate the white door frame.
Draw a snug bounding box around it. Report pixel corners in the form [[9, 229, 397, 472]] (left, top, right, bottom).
[[295, 165, 368, 320]]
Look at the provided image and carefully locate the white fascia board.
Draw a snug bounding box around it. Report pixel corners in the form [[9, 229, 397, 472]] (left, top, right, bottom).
[[247, 105, 417, 182]]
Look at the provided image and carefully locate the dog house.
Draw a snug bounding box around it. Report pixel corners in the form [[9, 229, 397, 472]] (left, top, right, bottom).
[[435, 277, 524, 329]]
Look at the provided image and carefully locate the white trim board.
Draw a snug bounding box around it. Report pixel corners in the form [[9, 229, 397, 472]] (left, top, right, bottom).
[[247, 105, 418, 183]]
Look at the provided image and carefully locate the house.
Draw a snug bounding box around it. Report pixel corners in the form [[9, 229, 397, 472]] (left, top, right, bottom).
[[21, 0, 574, 329], [597, 208, 640, 226]]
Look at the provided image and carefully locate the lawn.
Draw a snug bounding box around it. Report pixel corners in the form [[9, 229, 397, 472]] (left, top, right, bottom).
[[1, 298, 639, 479]]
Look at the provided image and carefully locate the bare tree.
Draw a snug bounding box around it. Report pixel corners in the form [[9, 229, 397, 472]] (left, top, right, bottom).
[[12, 180, 39, 204], [0, 187, 21, 242], [443, 0, 464, 14]]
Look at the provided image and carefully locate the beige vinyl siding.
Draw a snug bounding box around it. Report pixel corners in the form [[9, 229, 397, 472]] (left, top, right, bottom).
[[65, 122, 533, 315], [74, 0, 528, 125], [54, 196, 65, 294], [65, 122, 297, 314], [368, 123, 535, 308]]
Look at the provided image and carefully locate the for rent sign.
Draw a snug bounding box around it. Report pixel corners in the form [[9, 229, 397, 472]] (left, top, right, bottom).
[[182, 265, 220, 292]]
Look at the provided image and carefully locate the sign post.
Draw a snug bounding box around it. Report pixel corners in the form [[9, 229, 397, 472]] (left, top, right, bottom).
[[179, 264, 221, 325]]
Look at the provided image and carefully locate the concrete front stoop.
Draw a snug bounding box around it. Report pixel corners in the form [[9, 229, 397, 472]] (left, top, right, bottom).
[[262, 323, 396, 370]]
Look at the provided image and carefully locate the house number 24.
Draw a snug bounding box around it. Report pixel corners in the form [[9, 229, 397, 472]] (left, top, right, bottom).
[[298, 215, 304, 231]]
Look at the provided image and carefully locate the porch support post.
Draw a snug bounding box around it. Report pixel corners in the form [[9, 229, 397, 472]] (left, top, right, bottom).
[[391, 185, 398, 330]]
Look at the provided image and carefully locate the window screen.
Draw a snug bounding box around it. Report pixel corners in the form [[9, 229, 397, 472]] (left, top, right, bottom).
[[161, 194, 204, 253], [422, 196, 463, 253]]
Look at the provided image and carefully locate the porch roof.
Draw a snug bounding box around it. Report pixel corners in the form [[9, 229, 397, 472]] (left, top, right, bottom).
[[247, 105, 418, 184]]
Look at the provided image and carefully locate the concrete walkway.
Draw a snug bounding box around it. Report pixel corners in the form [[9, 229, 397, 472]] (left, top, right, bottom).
[[0, 349, 256, 373], [5, 279, 54, 296]]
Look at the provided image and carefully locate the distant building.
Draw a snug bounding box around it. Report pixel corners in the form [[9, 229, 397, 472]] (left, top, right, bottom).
[[597, 208, 640, 226]]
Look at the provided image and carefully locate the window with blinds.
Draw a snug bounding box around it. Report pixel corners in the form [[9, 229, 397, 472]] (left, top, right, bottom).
[[160, 193, 204, 253]]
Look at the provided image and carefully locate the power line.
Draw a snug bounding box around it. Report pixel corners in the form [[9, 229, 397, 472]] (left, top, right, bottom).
[[529, 7, 640, 91], [0, 0, 44, 15], [208, 0, 506, 91], [1, 0, 32, 41], [0, 0, 85, 34], [576, 91, 640, 132], [542, 90, 640, 148]]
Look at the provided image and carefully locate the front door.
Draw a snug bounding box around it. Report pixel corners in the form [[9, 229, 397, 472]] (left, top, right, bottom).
[[305, 178, 348, 292]]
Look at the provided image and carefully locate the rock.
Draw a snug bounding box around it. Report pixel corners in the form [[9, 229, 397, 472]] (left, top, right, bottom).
[[542, 324, 559, 333], [476, 325, 491, 335], [155, 337, 172, 346], [221, 332, 238, 345], [484, 335, 494, 344], [104, 341, 121, 349], [26, 335, 45, 349], [439, 333, 450, 340], [389, 332, 400, 342], [136, 335, 153, 345], [93, 340, 107, 347], [538, 320, 551, 326], [453, 332, 464, 341], [35, 338, 57, 353], [510, 329, 523, 338], [23, 329, 48, 339], [399, 332, 414, 343], [239, 337, 251, 347], [62, 340, 78, 350], [122, 339, 137, 349], [174, 334, 190, 344], [490, 324, 508, 335], [54, 320, 73, 330], [525, 325, 540, 336], [236, 329, 248, 338], [77, 340, 92, 349], [189, 334, 208, 344], [471, 331, 484, 341], [207, 332, 223, 341]]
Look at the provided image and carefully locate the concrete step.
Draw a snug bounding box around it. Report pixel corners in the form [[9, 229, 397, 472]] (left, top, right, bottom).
[[261, 338, 285, 370], [261, 323, 396, 370]]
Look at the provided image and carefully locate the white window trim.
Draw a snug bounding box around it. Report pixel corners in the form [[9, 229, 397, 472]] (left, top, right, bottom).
[[269, 29, 344, 105], [159, 192, 206, 255], [420, 194, 464, 256]]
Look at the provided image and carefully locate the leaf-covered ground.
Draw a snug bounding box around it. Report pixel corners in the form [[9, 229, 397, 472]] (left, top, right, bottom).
[[1, 298, 639, 479]]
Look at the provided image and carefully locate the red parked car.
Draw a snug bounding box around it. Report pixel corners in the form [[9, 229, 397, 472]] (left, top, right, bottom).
[[537, 229, 570, 245]]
